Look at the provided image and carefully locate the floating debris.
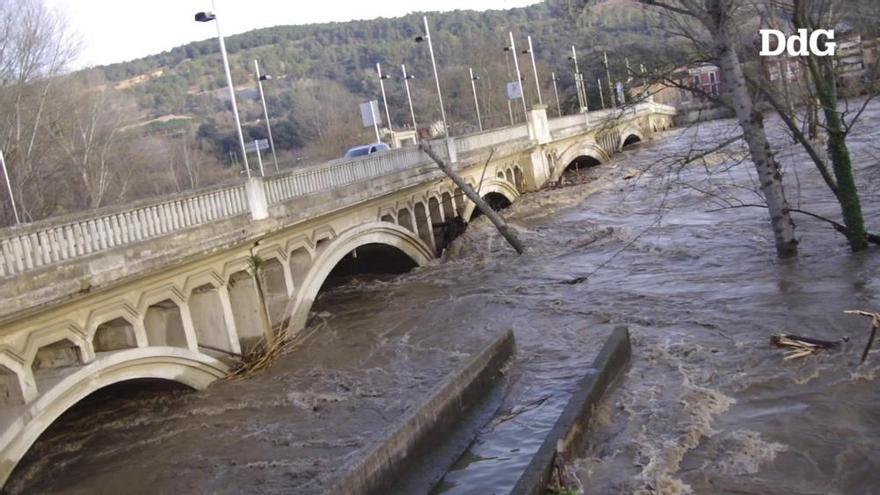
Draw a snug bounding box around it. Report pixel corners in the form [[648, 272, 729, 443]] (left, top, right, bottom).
[[770, 334, 844, 360], [845, 310, 880, 364]]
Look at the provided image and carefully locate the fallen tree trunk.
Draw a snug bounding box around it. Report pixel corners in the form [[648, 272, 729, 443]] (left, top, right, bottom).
[[419, 141, 525, 254]]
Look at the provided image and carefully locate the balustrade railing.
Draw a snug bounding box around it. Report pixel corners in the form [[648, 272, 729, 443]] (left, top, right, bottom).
[[0, 184, 248, 277], [454, 124, 529, 155], [0, 104, 670, 278]]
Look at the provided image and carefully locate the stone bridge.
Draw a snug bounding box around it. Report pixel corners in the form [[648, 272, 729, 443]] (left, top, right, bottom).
[[0, 102, 674, 483]]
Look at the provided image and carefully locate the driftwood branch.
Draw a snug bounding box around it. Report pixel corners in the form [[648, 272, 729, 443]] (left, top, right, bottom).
[[845, 310, 880, 364], [419, 141, 525, 254]]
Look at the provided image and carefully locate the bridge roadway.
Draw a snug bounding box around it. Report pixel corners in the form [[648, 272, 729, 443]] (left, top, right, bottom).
[[0, 102, 674, 484]]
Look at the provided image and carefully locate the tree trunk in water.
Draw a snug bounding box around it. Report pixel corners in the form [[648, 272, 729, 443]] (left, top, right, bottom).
[[794, 0, 868, 252], [711, 1, 798, 258]]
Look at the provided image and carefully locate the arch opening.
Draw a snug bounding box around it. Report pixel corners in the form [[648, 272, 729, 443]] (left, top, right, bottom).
[[470, 192, 512, 221], [31, 338, 82, 375], [397, 208, 414, 232], [413, 203, 434, 250], [317, 243, 418, 293], [622, 134, 642, 147], [189, 284, 235, 354], [93, 318, 137, 353], [0, 365, 25, 405], [5, 378, 195, 494], [288, 247, 311, 291], [227, 271, 267, 353], [565, 155, 602, 172], [144, 299, 188, 348], [259, 257, 290, 327]]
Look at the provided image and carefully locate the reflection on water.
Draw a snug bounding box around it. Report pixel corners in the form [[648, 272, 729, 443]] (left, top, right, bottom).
[[6, 102, 880, 494]]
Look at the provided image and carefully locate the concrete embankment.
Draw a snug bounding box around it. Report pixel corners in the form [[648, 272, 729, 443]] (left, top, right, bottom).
[[511, 326, 631, 495], [327, 329, 516, 495]]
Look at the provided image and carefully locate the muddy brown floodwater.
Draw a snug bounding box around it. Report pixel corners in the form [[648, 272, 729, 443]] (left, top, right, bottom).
[[5, 101, 880, 495]]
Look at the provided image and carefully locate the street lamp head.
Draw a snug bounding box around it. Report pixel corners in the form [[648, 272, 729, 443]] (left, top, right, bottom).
[[259, 74, 272, 81], [472, 75, 480, 81], [195, 11, 216, 22], [380, 74, 390, 80], [404, 74, 416, 80], [503, 46, 512, 52], [522, 49, 530, 55], [414, 35, 428, 43]]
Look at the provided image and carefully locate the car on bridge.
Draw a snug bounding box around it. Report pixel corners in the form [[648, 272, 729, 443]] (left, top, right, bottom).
[[343, 142, 390, 159]]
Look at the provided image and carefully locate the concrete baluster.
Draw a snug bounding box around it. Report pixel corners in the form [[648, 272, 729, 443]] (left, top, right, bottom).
[[46, 229, 59, 262], [245, 177, 269, 221], [12, 236, 26, 272], [35, 231, 51, 264], [22, 234, 36, 269], [142, 209, 154, 238], [1, 239, 15, 274], [101, 218, 115, 247], [119, 214, 131, 244], [108, 216, 121, 246], [172, 201, 182, 228]]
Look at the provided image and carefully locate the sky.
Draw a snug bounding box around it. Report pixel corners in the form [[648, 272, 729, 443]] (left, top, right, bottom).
[[44, 0, 541, 68]]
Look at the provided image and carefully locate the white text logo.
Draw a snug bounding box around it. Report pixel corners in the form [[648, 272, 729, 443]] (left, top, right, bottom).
[[760, 29, 836, 57]]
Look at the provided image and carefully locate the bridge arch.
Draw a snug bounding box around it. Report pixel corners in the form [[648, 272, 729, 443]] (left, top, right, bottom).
[[552, 141, 610, 183], [0, 347, 227, 487], [619, 125, 645, 149], [463, 178, 520, 221], [286, 222, 433, 332]]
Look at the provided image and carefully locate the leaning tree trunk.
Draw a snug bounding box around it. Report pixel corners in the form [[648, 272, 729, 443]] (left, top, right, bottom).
[[794, 0, 869, 252], [710, 0, 799, 258]]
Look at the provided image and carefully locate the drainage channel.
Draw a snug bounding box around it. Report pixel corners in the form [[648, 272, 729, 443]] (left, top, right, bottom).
[[429, 327, 632, 495]]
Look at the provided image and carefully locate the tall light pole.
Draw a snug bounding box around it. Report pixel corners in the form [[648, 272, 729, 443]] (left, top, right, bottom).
[[376, 63, 393, 132], [598, 78, 606, 109], [0, 149, 20, 225], [195, 5, 250, 177], [604, 51, 616, 108], [503, 53, 515, 125], [505, 32, 528, 120], [254, 60, 279, 173], [468, 67, 483, 132], [522, 35, 543, 106], [401, 64, 417, 132], [415, 16, 448, 137], [568, 46, 585, 112], [551, 72, 561, 116]]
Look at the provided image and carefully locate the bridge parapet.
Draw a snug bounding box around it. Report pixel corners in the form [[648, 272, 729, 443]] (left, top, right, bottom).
[[0, 102, 674, 281]]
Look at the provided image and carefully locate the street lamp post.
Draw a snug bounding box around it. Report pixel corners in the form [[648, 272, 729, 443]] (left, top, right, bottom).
[[522, 35, 543, 105], [0, 149, 20, 225], [195, 3, 250, 177], [551, 72, 561, 116], [376, 63, 393, 132], [415, 16, 448, 137], [468, 67, 483, 132], [604, 51, 616, 108], [254, 59, 279, 173], [401, 64, 418, 132], [505, 32, 528, 120], [568, 46, 586, 112], [598, 78, 606, 109]]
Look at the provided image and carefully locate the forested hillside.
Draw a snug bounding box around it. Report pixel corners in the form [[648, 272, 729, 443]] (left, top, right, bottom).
[[98, 0, 686, 161], [1, 0, 688, 226]]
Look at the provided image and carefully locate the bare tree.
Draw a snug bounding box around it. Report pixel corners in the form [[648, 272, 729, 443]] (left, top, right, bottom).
[[0, 0, 79, 223], [640, 0, 800, 258], [750, 0, 879, 250]]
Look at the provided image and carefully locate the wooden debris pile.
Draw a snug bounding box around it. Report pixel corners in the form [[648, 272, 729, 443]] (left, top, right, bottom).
[[770, 334, 843, 360], [770, 310, 879, 364]]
